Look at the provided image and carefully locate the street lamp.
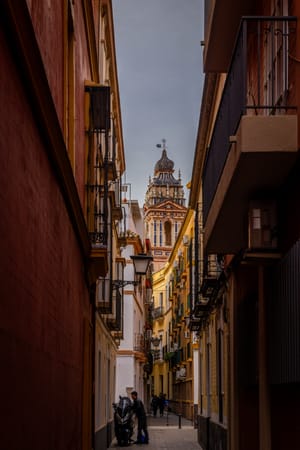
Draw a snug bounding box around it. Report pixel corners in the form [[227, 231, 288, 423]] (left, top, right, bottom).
[[151, 336, 161, 347], [112, 253, 153, 289], [130, 253, 153, 275]]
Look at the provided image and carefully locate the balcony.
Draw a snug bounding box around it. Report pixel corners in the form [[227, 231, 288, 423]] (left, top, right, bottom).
[[153, 349, 163, 362], [193, 302, 210, 319], [200, 255, 223, 298], [111, 178, 123, 221], [188, 317, 202, 332], [88, 247, 108, 283], [170, 349, 182, 368], [106, 289, 123, 332], [134, 333, 145, 353], [85, 85, 121, 283], [203, 0, 255, 72], [203, 17, 298, 254], [152, 306, 164, 319], [87, 184, 109, 283], [96, 278, 112, 314]]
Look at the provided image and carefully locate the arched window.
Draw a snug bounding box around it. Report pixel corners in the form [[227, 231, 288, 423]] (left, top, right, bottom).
[[164, 221, 172, 246]]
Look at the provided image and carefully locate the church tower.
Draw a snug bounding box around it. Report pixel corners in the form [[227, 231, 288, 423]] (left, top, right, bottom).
[[144, 140, 187, 272]]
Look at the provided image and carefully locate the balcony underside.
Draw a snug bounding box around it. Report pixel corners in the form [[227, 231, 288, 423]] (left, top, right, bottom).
[[88, 247, 108, 284], [204, 0, 254, 72], [204, 115, 298, 254], [106, 319, 121, 331]]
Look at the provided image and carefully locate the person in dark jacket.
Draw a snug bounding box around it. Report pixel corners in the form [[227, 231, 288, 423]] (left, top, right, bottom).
[[158, 393, 165, 417], [131, 390, 149, 444], [151, 394, 159, 417]]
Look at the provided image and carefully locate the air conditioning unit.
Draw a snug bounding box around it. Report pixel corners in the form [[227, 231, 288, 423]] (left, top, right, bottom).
[[248, 200, 277, 250]]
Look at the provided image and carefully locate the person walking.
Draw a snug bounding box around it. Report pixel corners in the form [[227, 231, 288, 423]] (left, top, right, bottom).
[[158, 393, 165, 417], [151, 394, 159, 417], [131, 390, 149, 444]]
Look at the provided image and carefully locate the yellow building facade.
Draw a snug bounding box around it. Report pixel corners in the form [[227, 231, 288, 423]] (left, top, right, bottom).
[[151, 208, 199, 421]]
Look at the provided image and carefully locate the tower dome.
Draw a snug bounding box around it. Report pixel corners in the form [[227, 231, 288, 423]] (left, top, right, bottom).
[[154, 149, 174, 174]]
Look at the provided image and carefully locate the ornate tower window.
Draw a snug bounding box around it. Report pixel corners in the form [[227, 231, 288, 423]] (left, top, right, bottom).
[[160, 220, 163, 246], [175, 221, 179, 241], [165, 221, 172, 246]]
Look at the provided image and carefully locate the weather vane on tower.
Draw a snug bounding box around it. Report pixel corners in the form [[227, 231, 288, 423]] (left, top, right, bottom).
[[156, 138, 167, 150]]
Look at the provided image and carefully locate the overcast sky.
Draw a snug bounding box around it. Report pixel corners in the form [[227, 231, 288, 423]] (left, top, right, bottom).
[[112, 0, 204, 206]]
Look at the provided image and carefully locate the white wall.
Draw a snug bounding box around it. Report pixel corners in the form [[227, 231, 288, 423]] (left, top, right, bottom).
[[115, 355, 134, 400], [115, 200, 146, 403]]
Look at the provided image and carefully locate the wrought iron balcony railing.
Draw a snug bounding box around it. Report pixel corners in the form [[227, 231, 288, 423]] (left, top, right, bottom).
[[200, 254, 224, 298], [153, 349, 163, 361], [85, 85, 122, 250], [152, 306, 164, 319], [106, 289, 123, 332], [134, 333, 145, 352], [203, 16, 297, 224]]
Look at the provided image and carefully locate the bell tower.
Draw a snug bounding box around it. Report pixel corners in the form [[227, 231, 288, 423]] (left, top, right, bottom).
[[143, 140, 187, 272]]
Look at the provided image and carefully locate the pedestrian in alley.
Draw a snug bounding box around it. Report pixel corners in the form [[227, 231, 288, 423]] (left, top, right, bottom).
[[131, 390, 149, 444], [158, 393, 165, 417], [151, 394, 159, 417]]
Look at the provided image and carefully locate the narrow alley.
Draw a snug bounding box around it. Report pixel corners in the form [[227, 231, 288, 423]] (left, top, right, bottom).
[[2, 1, 300, 450]]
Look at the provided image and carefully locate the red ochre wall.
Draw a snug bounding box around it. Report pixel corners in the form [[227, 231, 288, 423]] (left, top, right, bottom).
[[0, 11, 90, 450]]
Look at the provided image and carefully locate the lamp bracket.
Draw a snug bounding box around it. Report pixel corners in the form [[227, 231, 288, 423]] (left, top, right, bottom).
[[112, 280, 139, 289]]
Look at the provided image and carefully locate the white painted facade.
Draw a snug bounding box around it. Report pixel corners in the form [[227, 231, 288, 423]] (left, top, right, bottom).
[[115, 200, 147, 404]]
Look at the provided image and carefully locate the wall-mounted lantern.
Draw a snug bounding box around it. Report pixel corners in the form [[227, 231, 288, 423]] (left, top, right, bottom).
[[112, 253, 153, 289]]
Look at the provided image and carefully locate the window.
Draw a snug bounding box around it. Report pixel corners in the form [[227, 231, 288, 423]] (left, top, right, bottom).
[[159, 292, 163, 308], [159, 221, 163, 246], [164, 221, 172, 246], [174, 222, 179, 240], [249, 200, 277, 249]]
